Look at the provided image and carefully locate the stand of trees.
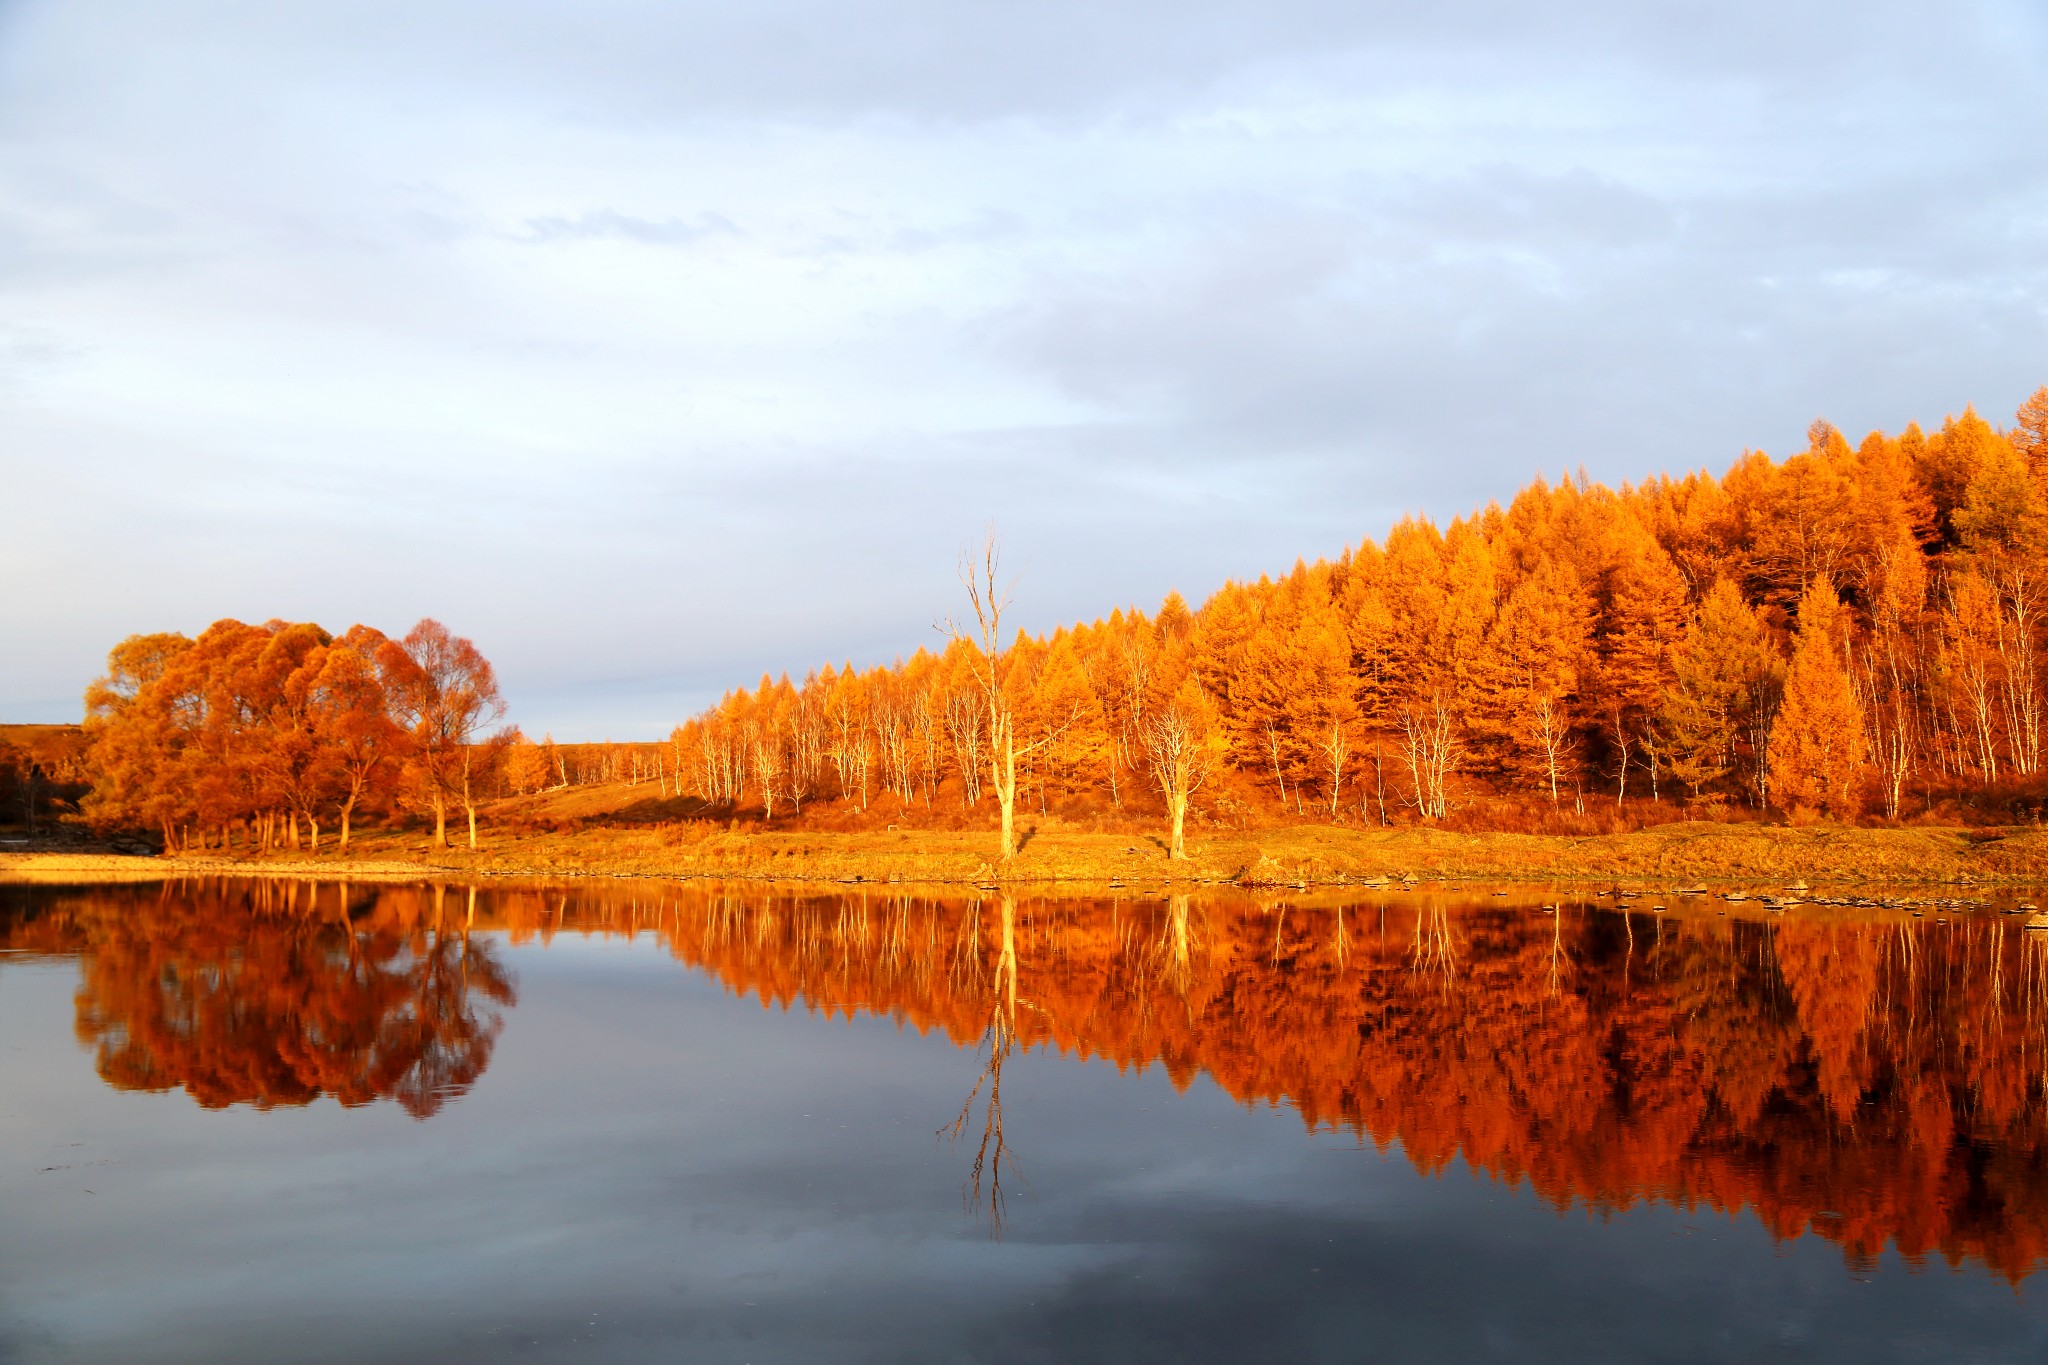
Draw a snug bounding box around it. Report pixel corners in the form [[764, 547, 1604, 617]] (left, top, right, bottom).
[[82, 618, 508, 852], [0, 726, 91, 834], [672, 390, 2048, 829]]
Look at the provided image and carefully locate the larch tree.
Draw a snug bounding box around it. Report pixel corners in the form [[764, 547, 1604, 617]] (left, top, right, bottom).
[[1477, 558, 1591, 806], [1937, 569, 2004, 781], [1376, 518, 1463, 820], [1657, 580, 1781, 804], [504, 734, 551, 796], [931, 637, 984, 808], [824, 665, 871, 810], [2014, 385, 2048, 485], [1854, 536, 1926, 819], [1918, 407, 2009, 546], [1344, 546, 1406, 823], [1028, 631, 1097, 806], [1767, 579, 1866, 818], [1738, 424, 1860, 606], [1594, 516, 1688, 802], [751, 674, 790, 817]]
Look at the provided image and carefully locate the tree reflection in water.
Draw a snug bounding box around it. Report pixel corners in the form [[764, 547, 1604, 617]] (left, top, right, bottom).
[[1, 879, 515, 1118], [7, 881, 2048, 1279], [619, 885, 2048, 1280], [941, 894, 1021, 1236]]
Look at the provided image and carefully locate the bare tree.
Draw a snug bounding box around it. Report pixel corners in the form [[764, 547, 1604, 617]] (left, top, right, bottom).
[[1141, 683, 1220, 860], [1605, 701, 1633, 807], [1399, 689, 1459, 820], [750, 722, 784, 819], [940, 531, 1068, 862], [870, 677, 917, 808], [1527, 685, 1574, 807], [1320, 717, 1349, 817], [944, 689, 986, 807], [1991, 557, 2044, 775], [786, 689, 825, 813], [910, 689, 944, 807]]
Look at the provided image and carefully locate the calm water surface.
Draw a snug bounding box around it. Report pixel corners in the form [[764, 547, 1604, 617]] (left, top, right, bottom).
[[3, 878, 2047, 1363]]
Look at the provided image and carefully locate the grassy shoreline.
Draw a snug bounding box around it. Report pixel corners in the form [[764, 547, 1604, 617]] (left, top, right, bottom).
[[9, 820, 2048, 888]]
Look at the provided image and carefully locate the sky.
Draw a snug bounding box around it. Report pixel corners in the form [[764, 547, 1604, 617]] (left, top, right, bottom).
[[3, 1, 2045, 739]]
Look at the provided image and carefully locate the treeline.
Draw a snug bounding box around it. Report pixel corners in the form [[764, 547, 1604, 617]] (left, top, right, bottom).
[[499, 736, 672, 796], [84, 618, 507, 852], [0, 726, 90, 833], [673, 388, 2048, 830]]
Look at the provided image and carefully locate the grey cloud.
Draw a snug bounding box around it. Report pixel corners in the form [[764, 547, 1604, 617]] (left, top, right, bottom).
[[11, 0, 2028, 125], [987, 148, 2048, 499], [2, 0, 2044, 735], [1392, 168, 1678, 251], [516, 209, 739, 246]]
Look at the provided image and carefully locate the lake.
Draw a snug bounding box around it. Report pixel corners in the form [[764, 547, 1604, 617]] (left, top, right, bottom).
[[2, 878, 2046, 1362]]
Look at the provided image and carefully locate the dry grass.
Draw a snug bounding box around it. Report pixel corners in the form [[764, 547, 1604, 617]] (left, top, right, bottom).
[[16, 780, 2048, 888]]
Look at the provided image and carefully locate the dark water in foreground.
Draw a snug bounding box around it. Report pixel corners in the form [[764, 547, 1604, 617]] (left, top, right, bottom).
[[3, 880, 2047, 1363]]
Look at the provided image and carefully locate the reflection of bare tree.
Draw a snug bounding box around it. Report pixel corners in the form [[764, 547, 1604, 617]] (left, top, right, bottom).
[[1544, 906, 1572, 1001], [948, 896, 985, 995], [1155, 895, 1199, 998], [1408, 904, 1460, 994], [942, 894, 1021, 1237], [2027, 931, 2048, 1098]]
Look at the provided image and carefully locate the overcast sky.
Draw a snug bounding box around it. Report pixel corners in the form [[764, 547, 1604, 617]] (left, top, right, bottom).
[[3, 1, 2044, 738]]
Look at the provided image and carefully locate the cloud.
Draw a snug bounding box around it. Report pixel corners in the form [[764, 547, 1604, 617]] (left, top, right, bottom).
[[516, 209, 739, 246], [1, 0, 2044, 733]]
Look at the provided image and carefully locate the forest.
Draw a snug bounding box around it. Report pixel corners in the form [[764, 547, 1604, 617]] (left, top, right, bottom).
[[59, 387, 2048, 858], [665, 388, 2048, 845]]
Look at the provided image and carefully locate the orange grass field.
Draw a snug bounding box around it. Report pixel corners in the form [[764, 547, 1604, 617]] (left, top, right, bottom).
[[10, 776, 2048, 887]]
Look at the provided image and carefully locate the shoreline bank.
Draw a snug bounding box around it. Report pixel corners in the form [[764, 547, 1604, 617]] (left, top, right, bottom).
[[8, 820, 2048, 888]]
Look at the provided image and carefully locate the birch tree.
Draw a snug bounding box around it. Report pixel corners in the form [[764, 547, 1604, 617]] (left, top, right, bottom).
[[941, 532, 1068, 862], [1141, 679, 1222, 859], [391, 619, 507, 849]]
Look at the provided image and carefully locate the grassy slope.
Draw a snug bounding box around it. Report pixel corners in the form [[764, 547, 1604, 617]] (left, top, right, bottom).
[[13, 778, 2048, 886]]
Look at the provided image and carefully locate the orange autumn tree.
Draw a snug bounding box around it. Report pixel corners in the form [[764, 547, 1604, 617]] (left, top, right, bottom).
[[1656, 580, 1782, 804], [659, 387, 2048, 828], [82, 618, 502, 852], [1593, 511, 1689, 801], [1768, 579, 1866, 817], [389, 619, 510, 849], [1475, 556, 1592, 806]]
